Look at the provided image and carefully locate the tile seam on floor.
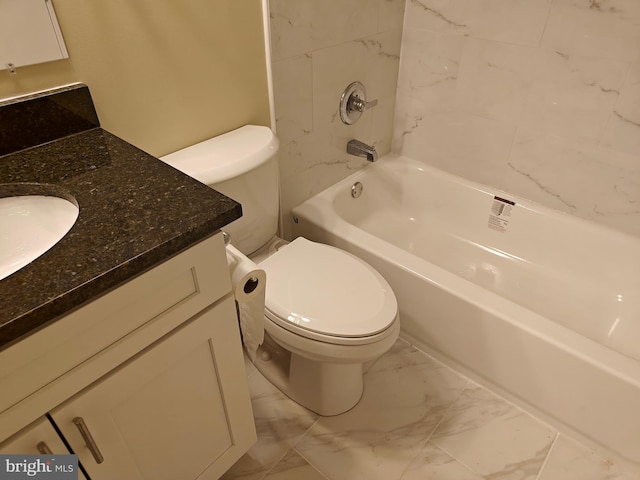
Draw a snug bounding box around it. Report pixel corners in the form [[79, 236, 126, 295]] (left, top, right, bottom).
[[267, 413, 324, 479], [533, 432, 560, 480], [393, 372, 473, 480], [421, 378, 491, 478], [294, 413, 322, 447], [258, 445, 299, 480], [292, 446, 333, 480]]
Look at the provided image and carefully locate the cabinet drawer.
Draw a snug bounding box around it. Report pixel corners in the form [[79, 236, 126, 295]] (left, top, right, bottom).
[[0, 233, 231, 440], [0, 417, 88, 480]]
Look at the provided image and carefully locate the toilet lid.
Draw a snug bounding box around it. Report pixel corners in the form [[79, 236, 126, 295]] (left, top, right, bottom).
[[258, 238, 397, 339]]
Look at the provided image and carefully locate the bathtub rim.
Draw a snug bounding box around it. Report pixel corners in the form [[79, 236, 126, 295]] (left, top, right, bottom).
[[325, 152, 640, 244]]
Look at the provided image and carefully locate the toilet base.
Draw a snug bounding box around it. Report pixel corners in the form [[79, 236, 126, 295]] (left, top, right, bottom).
[[251, 332, 364, 416], [289, 354, 363, 416]]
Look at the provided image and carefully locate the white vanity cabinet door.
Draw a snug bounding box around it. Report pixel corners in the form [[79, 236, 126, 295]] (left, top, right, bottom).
[[50, 297, 256, 480], [0, 417, 88, 480]]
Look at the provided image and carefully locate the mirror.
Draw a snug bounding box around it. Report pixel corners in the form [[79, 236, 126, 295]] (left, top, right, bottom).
[[0, 0, 68, 72]]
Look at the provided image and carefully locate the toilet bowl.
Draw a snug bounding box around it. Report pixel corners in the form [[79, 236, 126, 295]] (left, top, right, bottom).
[[255, 237, 399, 415], [160, 125, 400, 415]]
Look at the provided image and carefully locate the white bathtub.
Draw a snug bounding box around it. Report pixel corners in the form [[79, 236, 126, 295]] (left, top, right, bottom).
[[291, 153, 640, 467]]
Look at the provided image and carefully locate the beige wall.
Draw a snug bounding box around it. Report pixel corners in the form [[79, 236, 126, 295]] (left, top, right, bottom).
[[0, 0, 271, 157]]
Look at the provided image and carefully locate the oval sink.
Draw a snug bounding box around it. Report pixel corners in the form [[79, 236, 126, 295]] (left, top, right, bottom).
[[0, 195, 79, 280]]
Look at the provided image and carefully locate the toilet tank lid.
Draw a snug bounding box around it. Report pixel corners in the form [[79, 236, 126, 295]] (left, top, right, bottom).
[[159, 125, 279, 184]]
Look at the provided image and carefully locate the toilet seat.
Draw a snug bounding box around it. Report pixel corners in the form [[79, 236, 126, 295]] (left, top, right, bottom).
[[258, 237, 398, 346]]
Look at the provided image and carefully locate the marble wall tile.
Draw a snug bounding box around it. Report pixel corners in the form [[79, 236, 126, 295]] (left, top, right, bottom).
[[454, 39, 534, 124], [394, 110, 516, 186], [603, 62, 640, 156], [404, 0, 553, 46], [311, 30, 402, 129], [394, 28, 464, 112], [275, 26, 402, 238], [370, 91, 397, 154], [391, 27, 464, 153], [277, 124, 371, 182], [269, 0, 380, 61], [278, 128, 369, 238], [430, 383, 557, 480], [506, 130, 640, 236], [392, 1, 640, 237], [519, 49, 628, 143], [269, 0, 404, 239], [272, 54, 313, 144], [294, 340, 468, 480], [379, 0, 407, 31], [454, 39, 628, 142], [271, 0, 640, 238], [537, 435, 640, 480], [542, 0, 640, 63], [269, 1, 314, 61]]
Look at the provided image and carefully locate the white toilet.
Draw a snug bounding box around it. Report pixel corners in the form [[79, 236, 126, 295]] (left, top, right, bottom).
[[161, 125, 399, 416]]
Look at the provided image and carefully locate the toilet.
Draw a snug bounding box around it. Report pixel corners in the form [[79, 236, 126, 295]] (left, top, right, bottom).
[[161, 125, 399, 416]]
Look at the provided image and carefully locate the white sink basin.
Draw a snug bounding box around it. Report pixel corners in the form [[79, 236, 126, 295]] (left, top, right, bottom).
[[0, 195, 79, 280]]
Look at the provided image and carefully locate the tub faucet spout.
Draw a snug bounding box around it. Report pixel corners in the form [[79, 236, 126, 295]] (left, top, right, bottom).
[[347, 139, 378, 162]]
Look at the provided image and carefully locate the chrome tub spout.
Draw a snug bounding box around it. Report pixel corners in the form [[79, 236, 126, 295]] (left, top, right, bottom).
[[347, 139, 378, 162]]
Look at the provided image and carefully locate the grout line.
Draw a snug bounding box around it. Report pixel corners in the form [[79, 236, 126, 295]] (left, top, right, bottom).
[[395, 371, 473, 478], [426, 376, 471, 443], [418, 417, 482, 478], [432, 442, 486, 479], [537, 0, 556, 49], [294, 414, 322, 447], [534, 432, 560, 480], [254, 414, 322, 480], [259, 413, 321, 480], [259, 449, 290, 480], [293, 447, 333, 480]]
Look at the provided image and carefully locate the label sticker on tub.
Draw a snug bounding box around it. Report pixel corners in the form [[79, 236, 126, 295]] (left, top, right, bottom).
[[488, 196, 515, 233]]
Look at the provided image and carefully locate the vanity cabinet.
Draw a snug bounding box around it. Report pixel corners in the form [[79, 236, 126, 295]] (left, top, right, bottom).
[[50, 298, 253, 480], [0, 417, 88, 480], [0, 233, 255, 479]]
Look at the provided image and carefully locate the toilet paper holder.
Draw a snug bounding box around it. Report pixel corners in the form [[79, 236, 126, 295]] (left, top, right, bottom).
[[223, 230, 260, 293], [243, 277, 260, 294]]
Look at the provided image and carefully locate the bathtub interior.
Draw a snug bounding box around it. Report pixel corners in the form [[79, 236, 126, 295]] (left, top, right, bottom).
[[325, 155, 640, 362]]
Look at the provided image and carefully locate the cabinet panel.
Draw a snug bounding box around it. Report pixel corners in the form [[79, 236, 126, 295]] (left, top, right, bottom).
[[0, 417, 87, 480], [0, 233, 231, 441], [51, 297, 256, 480]]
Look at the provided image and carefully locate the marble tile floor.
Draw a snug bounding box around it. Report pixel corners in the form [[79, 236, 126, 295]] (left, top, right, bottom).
[[221, 338, 640, 480]]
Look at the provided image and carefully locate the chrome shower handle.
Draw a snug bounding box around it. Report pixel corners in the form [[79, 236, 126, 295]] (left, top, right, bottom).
[[349, 96, 378, 113], [340, 81, 378, 125]]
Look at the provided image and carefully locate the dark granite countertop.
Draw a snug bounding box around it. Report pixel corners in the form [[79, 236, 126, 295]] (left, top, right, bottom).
[[0, 85, 242, 350]]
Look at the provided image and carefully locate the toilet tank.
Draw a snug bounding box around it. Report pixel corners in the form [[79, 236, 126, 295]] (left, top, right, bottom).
[[160, 125, 279, 255]]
